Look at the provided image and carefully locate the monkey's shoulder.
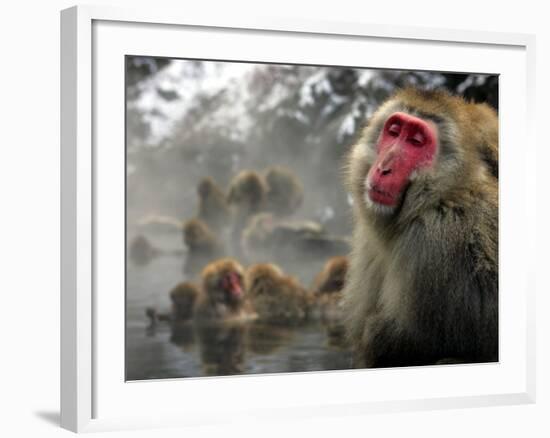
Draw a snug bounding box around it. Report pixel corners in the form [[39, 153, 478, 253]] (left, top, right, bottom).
[[395, 202, 497, 277]]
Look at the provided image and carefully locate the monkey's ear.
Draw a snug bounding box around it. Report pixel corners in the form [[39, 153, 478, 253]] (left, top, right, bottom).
[[479, 141, 498, 179]]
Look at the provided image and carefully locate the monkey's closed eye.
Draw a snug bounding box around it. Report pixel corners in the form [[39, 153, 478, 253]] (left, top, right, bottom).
[[388, 123, 401, 137], [408, 131, 426, 147]]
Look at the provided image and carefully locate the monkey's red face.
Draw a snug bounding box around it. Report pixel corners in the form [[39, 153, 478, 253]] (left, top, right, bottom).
[[366, 112, 438, 208], [221, 271, 244, 302]]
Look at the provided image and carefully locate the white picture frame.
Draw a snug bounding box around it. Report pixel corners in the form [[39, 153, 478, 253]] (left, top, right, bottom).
[[60, 4, 536, 433]]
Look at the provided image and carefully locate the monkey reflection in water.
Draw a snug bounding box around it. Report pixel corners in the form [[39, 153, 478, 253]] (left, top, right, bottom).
[[169, 322, 197, 353], [167, 282, 200, 351], [311, 256, 349, 348], [195, 323, 247, 376], [246, 324, 294, 356], [194, 258, 256, 375]]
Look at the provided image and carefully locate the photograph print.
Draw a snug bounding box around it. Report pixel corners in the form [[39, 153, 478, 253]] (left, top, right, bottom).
[[125, 56, 498, 380]]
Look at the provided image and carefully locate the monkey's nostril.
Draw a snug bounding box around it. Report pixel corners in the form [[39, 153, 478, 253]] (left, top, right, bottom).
[[380, 168, 392, 176]]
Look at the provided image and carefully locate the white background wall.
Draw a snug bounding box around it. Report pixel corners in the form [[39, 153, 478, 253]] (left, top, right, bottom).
[[0, 0, 546, 436]]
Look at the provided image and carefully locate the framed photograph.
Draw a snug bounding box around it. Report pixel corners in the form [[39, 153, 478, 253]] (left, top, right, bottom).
[[61, 5, 536, 433]]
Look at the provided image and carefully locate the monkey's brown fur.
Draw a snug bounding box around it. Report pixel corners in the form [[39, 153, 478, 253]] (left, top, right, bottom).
[[227, 170, 267, 219], [311, 257, 349, 346], [245, 263, 311, 325], [197, 177, 231, 231], [312, 256, 349, 296], [182, 219, 225, 276], [343, 88, 498, 368], [263, 166, 304, 217], [169, 282, 200, 321], [311, 257, 347, 316], [227, 170, 268, 250], [182, 219, 224, 257], [194, 258, 254, 321]]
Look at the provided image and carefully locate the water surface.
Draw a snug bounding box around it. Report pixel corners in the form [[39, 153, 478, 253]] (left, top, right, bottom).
[[125, 232, 353, 380]]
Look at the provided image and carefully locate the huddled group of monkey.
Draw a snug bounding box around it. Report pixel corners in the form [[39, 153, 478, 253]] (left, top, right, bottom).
[[133, 163, 352, 374], [142, 254, 350, 376], [133, 87, 499, 372], [149, 255, 348, 332]]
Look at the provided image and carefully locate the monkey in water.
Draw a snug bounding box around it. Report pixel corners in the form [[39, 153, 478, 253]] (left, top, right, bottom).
[[193, 260, 251, 375], [263, 165, 304, 217], [183, 219, 224, 256], [245, 263, 311, 326], [182, 218, 224, 276], [145, 282, 200, 328], [170, 281, 200, 321], [227, 170, 268, 252], [194, 258, 256, 322], [227, 170, 267, 222], [311, 256, 349, 346], [312, 256, 349, 296], [129, 234, 159, 266], [196, 177, 231, 232], [342, 88, 498, 368], [311, 256, 348, 321]]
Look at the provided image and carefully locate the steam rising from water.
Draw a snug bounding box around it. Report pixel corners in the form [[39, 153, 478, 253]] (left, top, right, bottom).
[[125, 58, 497, 379]]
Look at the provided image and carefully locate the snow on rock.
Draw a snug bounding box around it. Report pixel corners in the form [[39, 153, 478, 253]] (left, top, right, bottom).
[[299, 69, 333, 107]]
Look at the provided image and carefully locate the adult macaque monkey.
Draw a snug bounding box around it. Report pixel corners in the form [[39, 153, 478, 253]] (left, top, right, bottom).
[[343, 88, 498, 368]]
